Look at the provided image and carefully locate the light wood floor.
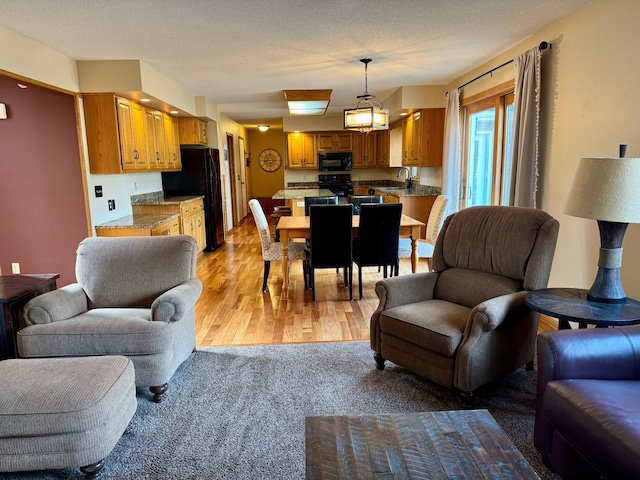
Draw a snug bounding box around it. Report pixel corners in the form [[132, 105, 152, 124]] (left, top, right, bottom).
[[194, 216, 556, 348]]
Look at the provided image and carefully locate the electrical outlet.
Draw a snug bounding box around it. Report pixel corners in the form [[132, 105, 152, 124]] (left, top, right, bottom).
[[108, 199, 115, 211], [11, 263, 20, 274]]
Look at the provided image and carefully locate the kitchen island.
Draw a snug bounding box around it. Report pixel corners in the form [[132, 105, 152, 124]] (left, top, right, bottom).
[[272, 188, 335, 216]]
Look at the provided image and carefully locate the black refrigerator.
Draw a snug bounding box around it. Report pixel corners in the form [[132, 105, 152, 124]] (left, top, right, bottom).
[[161, 147, 225, 252]]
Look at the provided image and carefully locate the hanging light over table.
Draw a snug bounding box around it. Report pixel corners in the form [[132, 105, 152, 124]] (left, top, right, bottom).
[[344, 58, 389, 133]]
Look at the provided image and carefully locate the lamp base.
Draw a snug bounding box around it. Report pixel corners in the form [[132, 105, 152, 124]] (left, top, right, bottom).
[[586, 221, 629, 304]]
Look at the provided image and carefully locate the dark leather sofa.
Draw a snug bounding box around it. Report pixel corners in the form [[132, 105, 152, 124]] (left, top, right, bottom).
[[535, 326, 640, 479]]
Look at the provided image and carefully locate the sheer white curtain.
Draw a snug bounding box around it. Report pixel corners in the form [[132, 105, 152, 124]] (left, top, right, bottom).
[[508, 47, 541, 207], [441, 88, 461, 214]]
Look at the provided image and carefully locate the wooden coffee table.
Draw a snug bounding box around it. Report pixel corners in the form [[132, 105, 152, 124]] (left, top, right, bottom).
[[305, 409, 539, 479]]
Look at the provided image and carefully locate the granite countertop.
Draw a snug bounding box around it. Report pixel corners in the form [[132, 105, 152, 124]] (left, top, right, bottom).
[[131, 191, 204, 206], [272, 188, 334, 200], [95, 213, 180, 229], [373, 186, 440, 197]]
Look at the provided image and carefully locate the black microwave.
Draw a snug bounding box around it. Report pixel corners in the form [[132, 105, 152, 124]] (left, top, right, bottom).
[[318, 151, 353, 171]]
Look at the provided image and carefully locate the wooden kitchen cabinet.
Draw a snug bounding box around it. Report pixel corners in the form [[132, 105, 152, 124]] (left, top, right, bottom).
[[132, 198, 206, 252], [95, 215, 181, 237], [402, 112, 422, 166], [83, 93, 181, 174], [178, 117, 208, 145], [286, 132, 317, 168], [316, 132, 353, 151], [352, 132, 376, 167], [163, 113, 181, 170], [375, 129, 390, 166], [378, 193, 437, 238], [419, 108, 445, 167]]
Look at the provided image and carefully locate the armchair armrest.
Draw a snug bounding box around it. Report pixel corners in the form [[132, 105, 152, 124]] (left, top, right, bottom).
[[537, 327, 640, 385], [373, 272, 439, 311], [151, 278, 203, 323], [455, 291, 538, 393], [23, 283, 88, 326], [371, 273, 438, 352]]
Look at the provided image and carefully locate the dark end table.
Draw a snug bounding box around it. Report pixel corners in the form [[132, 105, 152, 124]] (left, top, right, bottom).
[[526, 288, 640, 329], [1, 274, 60, 359]]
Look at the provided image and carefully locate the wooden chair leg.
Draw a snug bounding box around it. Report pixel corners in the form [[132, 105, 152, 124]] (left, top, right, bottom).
[[262, 260, 270, 291]]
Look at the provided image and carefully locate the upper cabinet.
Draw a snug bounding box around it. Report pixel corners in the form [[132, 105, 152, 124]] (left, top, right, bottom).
[[389, 108, 445, 168], [352, 132, 376, 168], [178, 117, 208, 145], [419, 108, 445, 167], [375, 129, 390, 167], [286, 132, 317, 169], [316, 132, 353, 152], [83, 93, 181, 174]]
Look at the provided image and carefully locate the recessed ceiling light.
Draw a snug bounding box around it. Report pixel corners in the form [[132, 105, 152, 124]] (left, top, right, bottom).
[[170, 110, 179, 114], [283, 90, 331, 116], [17, 83, 28, 89], [140, 98, 151, 103]]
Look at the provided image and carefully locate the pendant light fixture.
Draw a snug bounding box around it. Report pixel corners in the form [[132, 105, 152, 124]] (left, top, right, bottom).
[[344, 58, 389, 133]]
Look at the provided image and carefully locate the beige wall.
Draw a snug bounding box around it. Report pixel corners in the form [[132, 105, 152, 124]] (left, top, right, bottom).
[[445, 0, 640, 298], [248, 129, 286, 197]]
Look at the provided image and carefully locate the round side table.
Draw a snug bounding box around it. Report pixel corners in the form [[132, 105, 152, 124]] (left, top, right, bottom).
[[526, 288, 640, 329]]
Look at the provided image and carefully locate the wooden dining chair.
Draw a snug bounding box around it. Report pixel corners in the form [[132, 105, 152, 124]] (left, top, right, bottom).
[[353, 203, 403, 299], [304, 196, 338, 216], [307, 204, 353, 301], [347, 194, 382, 214], [248, 199, 308, 291], [398, 195, 450, 271]]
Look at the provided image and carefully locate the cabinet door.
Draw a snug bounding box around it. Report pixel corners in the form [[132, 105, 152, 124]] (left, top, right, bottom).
[[130, 102, 149, 169], [353, 133, 376, 167], [316, 132, 352, 151], [420, 108, 445, 167], [316, 133, 335, 151], [287, 133, 316, 168], [402, 113, 421, 165], [144, 108, 159, 169], [153, 111, 167, 169], [115, 98, 136, 171], [163, 114, 181, 170], [375, 129, 390, 166], [194, 210, 206, 251]]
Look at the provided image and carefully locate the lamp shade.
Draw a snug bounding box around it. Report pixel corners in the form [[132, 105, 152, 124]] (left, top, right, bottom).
[[564, 157, 640, 223]]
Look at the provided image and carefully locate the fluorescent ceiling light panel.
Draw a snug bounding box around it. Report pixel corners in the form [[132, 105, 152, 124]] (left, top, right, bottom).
[[284, 89, 331, 116]]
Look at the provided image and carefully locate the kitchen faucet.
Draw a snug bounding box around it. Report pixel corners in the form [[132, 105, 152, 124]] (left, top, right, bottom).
[[397, 166, 413, 189]]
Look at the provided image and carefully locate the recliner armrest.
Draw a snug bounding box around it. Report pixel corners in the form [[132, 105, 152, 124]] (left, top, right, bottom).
[[537, 327, 640, 385], [151, 278, 203, 323], [374, 272, 438, 311], [23, 283, 89, 325], [465, 291, 529, 334]]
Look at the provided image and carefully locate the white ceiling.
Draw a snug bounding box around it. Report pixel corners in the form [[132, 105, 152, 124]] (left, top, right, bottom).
[[1, 0, 591, 127]]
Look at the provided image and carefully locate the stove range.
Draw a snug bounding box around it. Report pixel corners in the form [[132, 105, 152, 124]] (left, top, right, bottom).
[[318, 174, 354, 197]]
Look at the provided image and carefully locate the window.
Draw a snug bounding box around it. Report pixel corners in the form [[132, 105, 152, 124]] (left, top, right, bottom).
[[461, 82, 514, 208]]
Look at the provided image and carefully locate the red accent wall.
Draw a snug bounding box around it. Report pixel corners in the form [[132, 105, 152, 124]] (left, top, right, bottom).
[[0, 74, 88, 285]]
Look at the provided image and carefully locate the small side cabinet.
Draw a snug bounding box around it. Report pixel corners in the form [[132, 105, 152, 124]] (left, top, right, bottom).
[[0, 274, 59, 359]]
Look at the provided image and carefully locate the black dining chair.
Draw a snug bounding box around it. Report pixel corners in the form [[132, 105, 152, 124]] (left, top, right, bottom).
[[352, 203, 403, 299], [304, 195, 338, 216], [347, 194, 382, 215], [307, 204, 353, 302]]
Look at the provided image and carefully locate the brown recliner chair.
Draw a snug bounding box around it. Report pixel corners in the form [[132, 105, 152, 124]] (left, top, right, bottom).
[[371, 206, 559, 403]]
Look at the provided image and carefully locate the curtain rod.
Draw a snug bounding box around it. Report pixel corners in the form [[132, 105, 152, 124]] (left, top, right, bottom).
[[453, 41, 550, 92]]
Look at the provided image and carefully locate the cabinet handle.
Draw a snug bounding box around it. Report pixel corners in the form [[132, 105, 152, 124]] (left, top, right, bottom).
[[133, 149, 139, 159], [156, 152, 160, 160]]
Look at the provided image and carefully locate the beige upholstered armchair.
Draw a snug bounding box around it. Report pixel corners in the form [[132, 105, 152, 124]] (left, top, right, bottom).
[[18, 235, 202, 402], [371, 206, 559, 404]]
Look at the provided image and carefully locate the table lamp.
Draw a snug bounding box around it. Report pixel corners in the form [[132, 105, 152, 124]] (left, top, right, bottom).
[[564, 146, 640, 303]]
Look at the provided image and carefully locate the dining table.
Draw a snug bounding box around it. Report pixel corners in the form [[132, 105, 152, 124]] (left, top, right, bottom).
[[276, 214, 426, 298]]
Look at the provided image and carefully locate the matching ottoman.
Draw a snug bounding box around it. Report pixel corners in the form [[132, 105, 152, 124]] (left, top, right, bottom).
[[0, 356, 137, 479]]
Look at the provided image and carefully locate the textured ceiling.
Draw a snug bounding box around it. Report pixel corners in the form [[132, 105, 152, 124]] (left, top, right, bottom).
[[1, 0, 591, 126]]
